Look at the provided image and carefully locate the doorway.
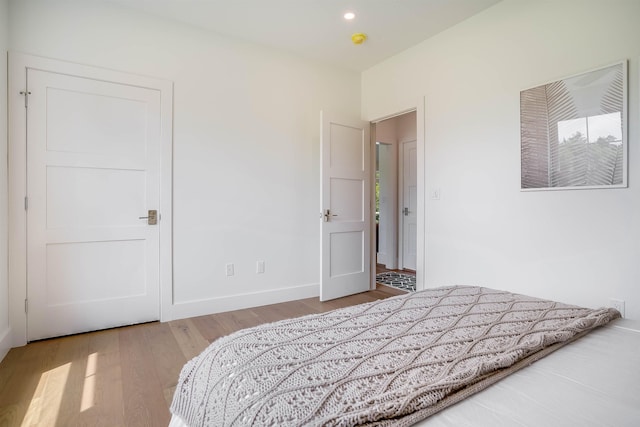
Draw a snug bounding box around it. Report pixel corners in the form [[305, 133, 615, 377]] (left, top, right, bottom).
[[373, 111, 417, 291]]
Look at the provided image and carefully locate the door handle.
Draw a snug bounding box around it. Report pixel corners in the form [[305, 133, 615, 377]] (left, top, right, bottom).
[[403, 207, 409, 216], [323, 209, 338, 222], [139, 209, 158, 225]]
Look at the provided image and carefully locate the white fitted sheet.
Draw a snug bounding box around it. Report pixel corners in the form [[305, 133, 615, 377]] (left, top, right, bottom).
[[169, 319, 640, 426], [415, 318, 640, 427]]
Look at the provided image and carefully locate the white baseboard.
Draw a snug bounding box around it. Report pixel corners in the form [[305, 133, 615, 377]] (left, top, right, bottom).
[[165, 283, 319, 322], [0, 326, 12, 364]]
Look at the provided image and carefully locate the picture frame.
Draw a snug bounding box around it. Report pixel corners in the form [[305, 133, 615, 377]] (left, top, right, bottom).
[[520, 61, 627, 191]]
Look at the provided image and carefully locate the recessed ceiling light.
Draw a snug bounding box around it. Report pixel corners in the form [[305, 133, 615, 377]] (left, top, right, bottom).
[[344, 12, 355, 20]]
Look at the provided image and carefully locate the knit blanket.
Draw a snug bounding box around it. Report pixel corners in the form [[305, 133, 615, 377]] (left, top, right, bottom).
[[170, 286, 619, 426]]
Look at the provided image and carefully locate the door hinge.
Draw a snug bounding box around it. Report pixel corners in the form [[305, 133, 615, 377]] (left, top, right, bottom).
[[19, 90, 31, 108], [25, 299, 28, 314], [24, 196, 28, 210]]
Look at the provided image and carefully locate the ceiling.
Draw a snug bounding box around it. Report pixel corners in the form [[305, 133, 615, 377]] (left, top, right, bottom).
[[104, 0, 501, 72]]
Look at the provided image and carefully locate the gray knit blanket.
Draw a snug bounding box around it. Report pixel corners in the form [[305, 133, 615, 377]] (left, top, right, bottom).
[[171, 286, 619, 426]]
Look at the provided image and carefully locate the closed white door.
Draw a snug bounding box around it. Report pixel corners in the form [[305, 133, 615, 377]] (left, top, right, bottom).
[[26, 69, 161, 341], [402, 140, 417, 270], [320, 112, 371, 301]]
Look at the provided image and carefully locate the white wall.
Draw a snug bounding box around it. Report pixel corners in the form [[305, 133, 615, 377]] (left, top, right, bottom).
[[0, 0, 10, 360], [363, 0, 640, 319], [376, 117, 397, 145], [8, 0, 361, 322], [396, 113, 416, 143], [376, 113, 417, 145]]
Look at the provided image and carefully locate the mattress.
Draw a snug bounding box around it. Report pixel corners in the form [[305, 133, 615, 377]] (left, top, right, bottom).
[[414, 318, 640, 427], [169, 287, 631, 426]]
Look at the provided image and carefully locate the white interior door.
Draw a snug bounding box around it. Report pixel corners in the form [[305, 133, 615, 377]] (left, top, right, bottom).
[[320, 111, 371, 301], [26, 69, 161, 341], [402, 140, 417, 270]]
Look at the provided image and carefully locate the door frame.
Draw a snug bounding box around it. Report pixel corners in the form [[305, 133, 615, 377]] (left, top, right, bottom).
[[8, 52, 174, 346], [368, 99, 425, 290]]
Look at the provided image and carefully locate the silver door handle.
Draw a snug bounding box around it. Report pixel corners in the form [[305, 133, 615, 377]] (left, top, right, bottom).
[[139, 209, 158, 225], [323, 209, 338, 222]]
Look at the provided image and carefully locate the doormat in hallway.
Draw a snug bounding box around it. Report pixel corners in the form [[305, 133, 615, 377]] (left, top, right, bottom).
[[376, 272, 416, 292]]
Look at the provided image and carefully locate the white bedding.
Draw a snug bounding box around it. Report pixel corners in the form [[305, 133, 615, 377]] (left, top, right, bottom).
[[169, 318, 640, 426], [416, 318, 640, 427]]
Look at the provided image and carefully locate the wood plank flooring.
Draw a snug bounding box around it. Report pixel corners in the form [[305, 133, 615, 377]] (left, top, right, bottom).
[[0, 285, 405, 427], [376, 263, 415, 275]]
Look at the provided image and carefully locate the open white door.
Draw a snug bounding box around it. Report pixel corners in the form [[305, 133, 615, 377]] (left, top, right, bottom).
[[320, 111, 371, 301], [401, 140, 417, 270], [26, 68, 161, 341]]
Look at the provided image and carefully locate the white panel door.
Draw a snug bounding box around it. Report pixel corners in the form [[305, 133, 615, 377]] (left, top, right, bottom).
[[26, 69, 161, 341], [320, 112, 371, 301], [402, 140, 417, 270]]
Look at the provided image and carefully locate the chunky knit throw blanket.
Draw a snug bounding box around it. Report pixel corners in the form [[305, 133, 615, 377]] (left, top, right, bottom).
[[171, 286, 619, 426]]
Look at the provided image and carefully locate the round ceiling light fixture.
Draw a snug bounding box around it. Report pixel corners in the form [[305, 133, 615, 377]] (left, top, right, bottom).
[[351, 33, 367, 45], [344, 11, 355, 20]]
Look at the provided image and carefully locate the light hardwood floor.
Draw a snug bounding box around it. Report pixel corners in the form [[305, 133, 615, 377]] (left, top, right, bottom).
[[0, 285, 405, 427], [376, 263, 416, 275]]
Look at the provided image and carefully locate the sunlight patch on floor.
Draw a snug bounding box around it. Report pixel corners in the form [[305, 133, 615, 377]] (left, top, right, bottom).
[[23, 362, 71, 426], [81, 352, 98, 412]]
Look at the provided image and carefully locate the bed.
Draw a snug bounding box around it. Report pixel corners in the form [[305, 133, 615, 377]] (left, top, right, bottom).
[[169, 286, 638, 426]]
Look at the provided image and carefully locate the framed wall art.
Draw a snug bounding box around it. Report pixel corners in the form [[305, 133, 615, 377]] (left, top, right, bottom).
[[520, 61, 627, 190]]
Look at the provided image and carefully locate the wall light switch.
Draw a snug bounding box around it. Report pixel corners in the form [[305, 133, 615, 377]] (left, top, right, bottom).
[[430, 188, 441, 200], [257, 260, 265, 274], [225, 263, 234, 276]]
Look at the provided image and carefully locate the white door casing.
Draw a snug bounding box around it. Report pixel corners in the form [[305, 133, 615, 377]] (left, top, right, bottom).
[[9, 53, 173, 345], [401, 140, 418, 271], [320, 111, 371, 301]]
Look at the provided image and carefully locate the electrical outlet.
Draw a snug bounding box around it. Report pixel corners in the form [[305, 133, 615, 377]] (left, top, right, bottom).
[[257, 260, 265, 274], [609, 298, 625, 318], [225, 263, 234, 276]]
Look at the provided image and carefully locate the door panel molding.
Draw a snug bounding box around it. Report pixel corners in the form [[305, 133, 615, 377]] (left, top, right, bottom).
[[8, 52, 173, 345]]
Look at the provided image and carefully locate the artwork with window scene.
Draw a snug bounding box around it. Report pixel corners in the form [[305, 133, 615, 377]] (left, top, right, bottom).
[[520, 62, 627, 190]]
